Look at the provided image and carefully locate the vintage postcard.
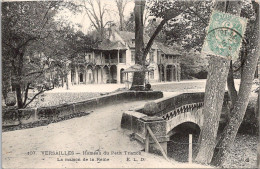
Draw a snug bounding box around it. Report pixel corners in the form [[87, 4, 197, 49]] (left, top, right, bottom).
[[1, 0, 260, 168]]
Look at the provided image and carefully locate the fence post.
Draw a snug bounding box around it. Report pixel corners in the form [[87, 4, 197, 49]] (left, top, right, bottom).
[[147, 126, 170, 162], [189, 134, 192, 163], [145, 126, 149, 153]]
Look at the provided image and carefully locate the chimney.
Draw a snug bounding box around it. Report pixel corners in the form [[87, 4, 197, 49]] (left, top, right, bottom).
[[109, 23, 117, 40]]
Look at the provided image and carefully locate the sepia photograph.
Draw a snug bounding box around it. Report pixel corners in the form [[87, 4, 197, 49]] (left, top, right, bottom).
[[1, 0, 260, 168]]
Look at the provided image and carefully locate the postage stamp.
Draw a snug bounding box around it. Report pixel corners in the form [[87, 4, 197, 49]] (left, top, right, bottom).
[[202, 10, 247, 60]]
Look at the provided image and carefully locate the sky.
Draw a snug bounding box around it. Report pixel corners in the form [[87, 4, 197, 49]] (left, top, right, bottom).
[[55, 0, 135, 34]]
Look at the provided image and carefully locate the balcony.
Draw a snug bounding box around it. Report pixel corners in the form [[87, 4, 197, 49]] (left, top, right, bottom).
[[85, 59, 95, 64], [83, 57, 126, 65], [119, 58, 126, 64], [104, 59, 118, 64]]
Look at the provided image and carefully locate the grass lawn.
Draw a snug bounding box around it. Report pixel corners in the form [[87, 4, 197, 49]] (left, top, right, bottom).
[[27, 92, 100, 108]]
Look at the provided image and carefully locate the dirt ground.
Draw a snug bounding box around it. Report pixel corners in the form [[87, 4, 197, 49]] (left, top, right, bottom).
[[2, 99, 211, 168]]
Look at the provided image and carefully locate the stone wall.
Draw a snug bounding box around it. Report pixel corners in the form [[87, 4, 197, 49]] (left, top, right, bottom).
[[2, 91, 163, 127]]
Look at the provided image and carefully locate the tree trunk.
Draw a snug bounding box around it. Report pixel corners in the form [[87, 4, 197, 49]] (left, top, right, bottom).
[[66, 73, 69, 90], [131, 0, 146, 88], [15, 84, 23, 108], [257, 86, 260, 168], [119, 10, 125, 31], [195, 0, 242, 164], [143, 19, 167, 58], [211, 1, 259, 166], [226, 60, 238, 121], [62, 76, 64, 88], [2, 66, 12, 101], [15, 51, 25, 108], [227, 61, 238, 108], [195, 56, 230, 164]]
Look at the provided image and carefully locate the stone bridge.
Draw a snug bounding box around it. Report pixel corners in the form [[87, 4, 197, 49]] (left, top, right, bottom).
[[121, 92, 229, 154]]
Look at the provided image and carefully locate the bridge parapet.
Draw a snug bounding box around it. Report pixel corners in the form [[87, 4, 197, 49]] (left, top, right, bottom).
[[162, 102, 204, 121], [138, 92, 205, 116], [121, 92, 230, 155]]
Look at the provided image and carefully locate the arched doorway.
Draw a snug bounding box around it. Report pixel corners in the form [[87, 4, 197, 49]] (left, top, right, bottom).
[[103, 66, 110, 83], [79, 73, 83, 83], [166, 65, 172, 81], [110, 65, 117, 83], [120, 69, 125, 83], [86, 65, 93, 84]]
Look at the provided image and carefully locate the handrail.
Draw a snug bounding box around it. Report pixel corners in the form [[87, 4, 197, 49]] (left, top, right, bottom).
[[162, 102, 204, 120], [140, 92, 229, 119]]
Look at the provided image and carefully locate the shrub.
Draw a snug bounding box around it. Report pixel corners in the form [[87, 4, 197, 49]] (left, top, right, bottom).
[[5, 92, 16, 106]]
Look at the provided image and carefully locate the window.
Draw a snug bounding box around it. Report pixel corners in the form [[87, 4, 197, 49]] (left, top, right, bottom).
[[131, 50, 135, 62], [149, 51, 154, 62]]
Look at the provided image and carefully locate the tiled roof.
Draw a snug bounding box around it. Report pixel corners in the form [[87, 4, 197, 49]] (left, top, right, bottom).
[[122, 64, 151, 73], [155, 42, 183, 55], [96, 30, 182, 55], [117, 31, 158, 49], [95, 39, 127, 51]]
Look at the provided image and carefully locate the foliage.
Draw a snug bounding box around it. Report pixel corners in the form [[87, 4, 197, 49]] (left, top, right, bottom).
[[124, 11, 135, 32], [180, 51, 209, 79], [2, 1, 91, 108], [148, 0, 213, 51], [145, 18, 167, 43]]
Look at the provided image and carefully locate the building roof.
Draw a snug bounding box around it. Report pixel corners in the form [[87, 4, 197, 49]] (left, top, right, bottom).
[[95, 39, 127, 51], [95, 30, 182, 55], [122, 64, 151, 73], [117, 31, 158, 49], [155, 42, 183, 55]]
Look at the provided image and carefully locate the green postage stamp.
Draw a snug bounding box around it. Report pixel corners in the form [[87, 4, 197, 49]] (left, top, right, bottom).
[[202, 10, 247, 60]]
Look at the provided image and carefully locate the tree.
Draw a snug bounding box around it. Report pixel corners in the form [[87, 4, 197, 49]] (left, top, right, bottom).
[[131, 0, 194, 88], [2, 1, 59, 108], [125, 11, 135, 32], [180, 51, 209, 79], [195, 0, 243, 164], [136, 0, 256, 165], [124, 3, 151, 33], [145, 18, 167, 43], [162, 1, 213, 51], [115, 0, 130, 31], [211, 1, 259, 166], [81, 0, 111, 40], [131, 0, 146, 88], [46, 26, 95, 90], [2, 1, 79, 108]]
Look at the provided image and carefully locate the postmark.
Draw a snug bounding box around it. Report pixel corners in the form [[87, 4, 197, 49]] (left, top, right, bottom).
[[202, 10, 247, 60]]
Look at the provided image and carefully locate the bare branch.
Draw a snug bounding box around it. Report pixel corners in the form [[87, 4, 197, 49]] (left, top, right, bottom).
[[24, 85, 54, 108], [23, 83, 31, 106]]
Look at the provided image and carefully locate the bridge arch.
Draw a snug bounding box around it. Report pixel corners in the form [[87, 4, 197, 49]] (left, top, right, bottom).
[[166, 109, 204, 135], [167, 121, 201, 137]]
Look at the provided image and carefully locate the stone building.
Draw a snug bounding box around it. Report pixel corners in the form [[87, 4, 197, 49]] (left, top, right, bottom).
[[68, 25, 182, 86]]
